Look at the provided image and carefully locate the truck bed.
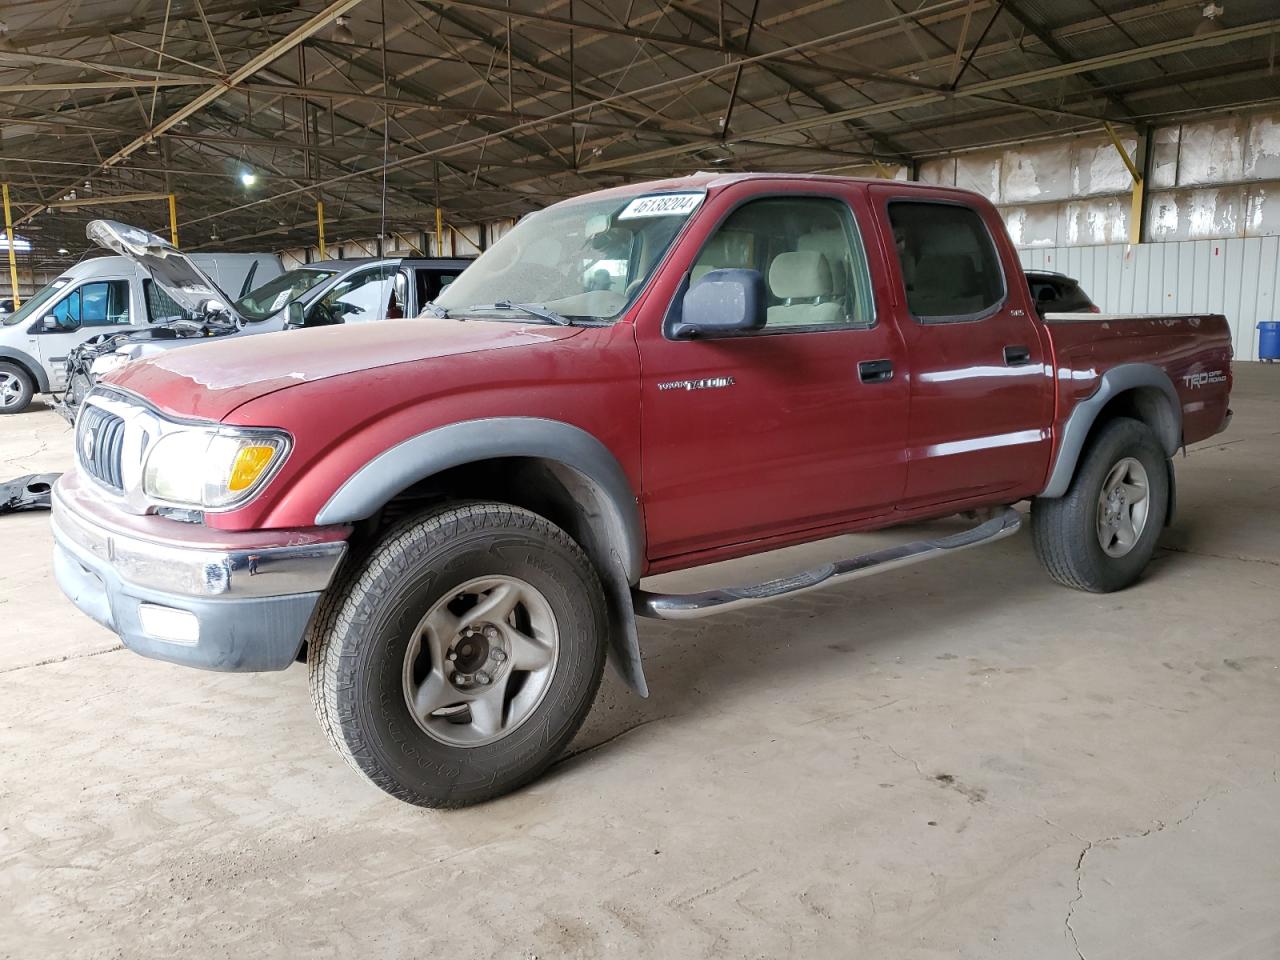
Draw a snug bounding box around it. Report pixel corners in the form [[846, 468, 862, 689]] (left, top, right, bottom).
[[1042, 311, 1233, 448]]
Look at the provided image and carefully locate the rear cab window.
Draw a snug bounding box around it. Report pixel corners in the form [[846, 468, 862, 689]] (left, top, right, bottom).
[[888, 201, 1005, 323]]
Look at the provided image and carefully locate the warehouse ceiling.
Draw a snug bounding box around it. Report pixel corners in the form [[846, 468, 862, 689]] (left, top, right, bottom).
[[1, 0, 1279, 265]]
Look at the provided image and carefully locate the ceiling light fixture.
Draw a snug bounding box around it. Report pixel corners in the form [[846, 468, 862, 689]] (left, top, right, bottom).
[[57, 247, 70, 255], [1194, 3, 1225, 35], [240, 171, 257, 187], [0, 233, 32, 253], [332, 15, 355, 44]]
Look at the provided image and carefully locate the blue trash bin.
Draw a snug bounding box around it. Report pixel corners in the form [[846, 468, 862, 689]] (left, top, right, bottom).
[[1260, 321, 1280, 361]]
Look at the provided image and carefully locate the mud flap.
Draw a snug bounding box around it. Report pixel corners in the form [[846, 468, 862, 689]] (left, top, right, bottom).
[[602, 549, 648, 697]]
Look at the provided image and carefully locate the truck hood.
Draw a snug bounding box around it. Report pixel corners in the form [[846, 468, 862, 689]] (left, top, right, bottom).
[[86, 219, 247, 323], [106, 318, 584, 421]]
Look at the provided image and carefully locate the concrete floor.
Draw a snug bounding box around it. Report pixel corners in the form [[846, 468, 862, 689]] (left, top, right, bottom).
[[3, 367, 1278, 960]]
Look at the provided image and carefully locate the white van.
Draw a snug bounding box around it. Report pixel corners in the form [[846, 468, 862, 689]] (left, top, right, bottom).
[[0, 251, 280, 414]]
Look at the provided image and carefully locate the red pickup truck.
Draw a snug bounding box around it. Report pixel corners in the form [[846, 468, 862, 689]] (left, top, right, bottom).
[[52, 173, 1232, 807]]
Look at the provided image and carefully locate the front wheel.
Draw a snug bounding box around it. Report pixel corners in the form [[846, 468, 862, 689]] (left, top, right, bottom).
[[0, 362, 34, 414], [307, 501, 608, 807], [1031, 417, 1169, 593]]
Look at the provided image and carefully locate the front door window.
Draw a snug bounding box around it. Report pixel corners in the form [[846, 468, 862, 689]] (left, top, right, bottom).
[[47, 280, 131, 330], [307, 266, 395, 326]]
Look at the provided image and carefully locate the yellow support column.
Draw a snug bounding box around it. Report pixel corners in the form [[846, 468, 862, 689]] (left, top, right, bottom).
[[2, 184, 19, 309], [316, 200, 327, 259], [168, 194, 179, 247], [1105, 122, 1143, 245], [435, 206, 443, 256]]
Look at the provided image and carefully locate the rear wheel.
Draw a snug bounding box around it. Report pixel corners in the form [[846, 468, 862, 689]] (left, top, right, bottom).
[[1031, 417, 1169, 593], [0, 362, 34, 414], [307, 501, 608, 807]]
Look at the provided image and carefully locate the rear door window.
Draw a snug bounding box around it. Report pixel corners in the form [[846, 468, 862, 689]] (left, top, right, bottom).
[[888, 202, 1005, 322]]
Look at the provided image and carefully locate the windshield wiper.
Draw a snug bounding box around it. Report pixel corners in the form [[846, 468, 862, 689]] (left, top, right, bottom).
[[467, 300, 572, 326], [421, 301, 449, 319]]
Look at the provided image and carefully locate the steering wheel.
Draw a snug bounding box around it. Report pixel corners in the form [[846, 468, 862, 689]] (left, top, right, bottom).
[[310, 301, 344, 326]]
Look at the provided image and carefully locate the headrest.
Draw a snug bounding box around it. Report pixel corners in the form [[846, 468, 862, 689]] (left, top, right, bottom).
[[798, 230, 848, 294], [928, 253, 980, 296], [769, 251, 832, 300], [694, 231, 751, 270]]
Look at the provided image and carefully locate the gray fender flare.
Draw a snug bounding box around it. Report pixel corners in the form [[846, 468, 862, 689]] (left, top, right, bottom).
[[1040, 363, 1182, 499], [316, 417, 650, 696], [0, 346, 51, 393]]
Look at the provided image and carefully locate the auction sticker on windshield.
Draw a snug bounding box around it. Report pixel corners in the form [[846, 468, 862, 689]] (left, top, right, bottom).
[[617, 193, 704, 219]]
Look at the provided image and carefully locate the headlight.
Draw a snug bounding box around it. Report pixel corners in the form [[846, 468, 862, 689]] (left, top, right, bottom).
[[89, 353, 131, 377], [142, 428, 290, 509]]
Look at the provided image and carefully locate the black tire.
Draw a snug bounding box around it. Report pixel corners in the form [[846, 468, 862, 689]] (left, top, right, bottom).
[[0, 361, 35, 415], [1031, 417, 1169, 593], [67, 372, 94, 414], [307, 501, 609, 808]]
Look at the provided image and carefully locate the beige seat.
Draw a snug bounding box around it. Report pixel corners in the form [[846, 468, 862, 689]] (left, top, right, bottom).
[[797, 229, 850, 299], [691, 232, 751, 284], [766, 251, 843, 327], [908, 251, 985, 316]]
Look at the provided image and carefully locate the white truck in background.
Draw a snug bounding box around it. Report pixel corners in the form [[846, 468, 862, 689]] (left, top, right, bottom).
[[0, 250, 281, 414]]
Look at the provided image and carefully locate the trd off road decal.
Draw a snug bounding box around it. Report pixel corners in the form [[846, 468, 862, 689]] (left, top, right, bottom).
[[1182, 370, 1227, 388]]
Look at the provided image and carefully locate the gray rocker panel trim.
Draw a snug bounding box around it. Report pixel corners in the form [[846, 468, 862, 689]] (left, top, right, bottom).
[[316, 416, 645, 582], [1040, 362, 1182, 499], [0, 346, 51, 393]]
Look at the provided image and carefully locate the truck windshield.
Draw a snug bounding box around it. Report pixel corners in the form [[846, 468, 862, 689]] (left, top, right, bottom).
[[434, 192, 704, 323], [234, 266, 339, 322], [2, 278, 70, 326]]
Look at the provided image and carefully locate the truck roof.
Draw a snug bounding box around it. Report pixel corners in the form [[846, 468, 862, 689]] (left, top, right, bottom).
[[549, 170, 973, 209], [299, 256, 474, 270]]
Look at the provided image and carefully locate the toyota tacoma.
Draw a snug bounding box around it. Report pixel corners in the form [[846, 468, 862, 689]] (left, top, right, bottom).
[[52, 173, 1233, 807]]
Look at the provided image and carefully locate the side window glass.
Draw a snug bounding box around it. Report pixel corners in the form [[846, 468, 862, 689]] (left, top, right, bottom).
[[387, 270, 408, 319], [430, 273, 457, 301], [311, 266, 394, 326], [79, 280, 131, 327], [691, 196, 874, 331], [888, 201, 1004, 322], [145, 279, 197, 323], [49, 289, 82, 329]]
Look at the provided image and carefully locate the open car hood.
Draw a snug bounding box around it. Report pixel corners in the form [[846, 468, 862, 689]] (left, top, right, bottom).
[[85, 219, 249, 324]]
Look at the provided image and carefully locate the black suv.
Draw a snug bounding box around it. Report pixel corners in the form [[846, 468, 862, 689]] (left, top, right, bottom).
[[1025, 270, 1099, 317]]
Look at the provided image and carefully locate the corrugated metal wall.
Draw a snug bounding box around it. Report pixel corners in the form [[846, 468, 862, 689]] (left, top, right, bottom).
[[1018, 239, 1279, 362]]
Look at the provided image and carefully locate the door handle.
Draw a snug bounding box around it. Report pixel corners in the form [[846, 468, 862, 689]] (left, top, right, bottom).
[[1003, 345, 1032, 366], [858, 359, 894, 384]]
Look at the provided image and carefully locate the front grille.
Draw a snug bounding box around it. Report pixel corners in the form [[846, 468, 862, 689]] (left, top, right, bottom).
[[77, 402, 127, 492]]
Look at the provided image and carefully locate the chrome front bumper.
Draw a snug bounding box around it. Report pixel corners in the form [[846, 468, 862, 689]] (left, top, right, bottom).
[[51, 473, 349, 671]]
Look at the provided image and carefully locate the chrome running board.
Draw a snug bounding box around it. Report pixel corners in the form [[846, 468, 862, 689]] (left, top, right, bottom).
[[633, 507, 1022, 621]]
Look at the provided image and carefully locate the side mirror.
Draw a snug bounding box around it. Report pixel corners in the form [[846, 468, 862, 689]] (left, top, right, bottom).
[[41, 314, 77, 332], [671, 268, 765, 339], [285, 301, 306, 328]]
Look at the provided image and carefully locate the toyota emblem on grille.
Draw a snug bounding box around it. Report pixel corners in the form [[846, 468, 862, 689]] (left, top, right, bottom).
[[80, 425, 96, 465]]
